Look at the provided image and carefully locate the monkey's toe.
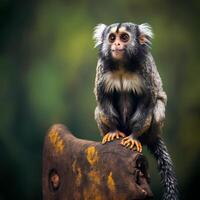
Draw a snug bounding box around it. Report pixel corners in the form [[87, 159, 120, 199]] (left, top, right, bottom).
[[102, 131, 125, 144], [120, 137, 142, 152]]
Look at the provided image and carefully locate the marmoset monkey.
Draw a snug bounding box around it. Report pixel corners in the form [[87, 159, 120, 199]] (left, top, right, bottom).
[[93, 22, 178, 200]]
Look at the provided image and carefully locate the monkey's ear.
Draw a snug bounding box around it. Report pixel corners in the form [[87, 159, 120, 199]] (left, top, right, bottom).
[[93, 24, 107, 48], [138, 23, 153, 46]]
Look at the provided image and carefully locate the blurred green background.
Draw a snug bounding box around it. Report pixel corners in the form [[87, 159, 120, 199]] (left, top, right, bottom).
[[0, 0, 199, 199]]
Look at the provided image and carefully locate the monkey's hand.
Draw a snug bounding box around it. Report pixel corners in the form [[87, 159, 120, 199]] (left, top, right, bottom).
[[120, 135, 142, 152], [102, 131, 125, 144]]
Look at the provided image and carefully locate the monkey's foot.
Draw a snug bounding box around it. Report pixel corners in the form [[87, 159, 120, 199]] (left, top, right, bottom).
[[120, 136, 142, 152], [102, 131, 125, 144]]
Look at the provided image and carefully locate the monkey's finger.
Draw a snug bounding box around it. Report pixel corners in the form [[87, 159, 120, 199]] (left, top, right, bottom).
[[116, 132, 120, 139], [123, 140, 130, 145], [120, 140, 125, 145], [123, 140, 131, 146], [120, 141, 125, 145], [136, 141, 142, 152], [110, 134, 114, 141], [102, 134, 109, 144], [138, 144, 141, 152], [130, 141, 135, 149], [120, 137, 129, 145], [122, 137, 129, 142], [108, 133, 114, 141], [120, 140, 126, 145], [119, 132, 126, 138], [102, 139, 106, 144], [138, 143, 142, 152], [125, 142, 131, 148], [104, 134, 110, 143], [110, 133, 116, 141], [107, 134, 112, 142], [107, 134, 110, 142], [135, 141, 140, 152]]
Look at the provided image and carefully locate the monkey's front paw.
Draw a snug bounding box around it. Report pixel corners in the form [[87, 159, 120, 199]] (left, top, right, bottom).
[[120, 136, 142, 152], [102, 131, 125, 144]]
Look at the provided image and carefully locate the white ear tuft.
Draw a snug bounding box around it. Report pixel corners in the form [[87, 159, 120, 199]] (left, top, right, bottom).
[[139, 23, 154, 39], [93, 24, 107, 48]]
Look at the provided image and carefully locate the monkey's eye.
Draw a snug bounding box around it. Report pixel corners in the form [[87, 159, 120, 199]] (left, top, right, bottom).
[[108, 33, 116, 43], [120, 33, 130, 42]]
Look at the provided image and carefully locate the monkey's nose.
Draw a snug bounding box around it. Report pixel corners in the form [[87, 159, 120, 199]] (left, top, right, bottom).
[[115, 42, 121, 46]]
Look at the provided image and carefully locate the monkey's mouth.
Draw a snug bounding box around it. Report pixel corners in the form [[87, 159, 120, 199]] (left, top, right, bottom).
[[111, 49, 125, 60], [112, 48, 125, 52]]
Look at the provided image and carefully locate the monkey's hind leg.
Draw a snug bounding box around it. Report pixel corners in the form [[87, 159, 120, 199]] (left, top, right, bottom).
[[95, 106, 125, 144], [121, 113, 152, 152]]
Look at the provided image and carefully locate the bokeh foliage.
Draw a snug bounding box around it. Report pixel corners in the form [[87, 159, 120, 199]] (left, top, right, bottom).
[[0, 0, 199, 199]]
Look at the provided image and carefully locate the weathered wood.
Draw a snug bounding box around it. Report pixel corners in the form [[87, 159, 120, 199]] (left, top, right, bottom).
[[42, 124, 153, 200]]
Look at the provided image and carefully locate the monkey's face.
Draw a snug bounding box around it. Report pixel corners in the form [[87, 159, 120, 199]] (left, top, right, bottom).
[[93, 23, 153, 62], [108, 27, 131, 61]]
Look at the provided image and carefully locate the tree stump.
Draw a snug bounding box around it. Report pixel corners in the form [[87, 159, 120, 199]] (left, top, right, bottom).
[[42, 124, 153, 200]]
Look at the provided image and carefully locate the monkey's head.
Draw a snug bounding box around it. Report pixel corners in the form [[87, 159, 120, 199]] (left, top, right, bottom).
[[93, 22, 153, 63]]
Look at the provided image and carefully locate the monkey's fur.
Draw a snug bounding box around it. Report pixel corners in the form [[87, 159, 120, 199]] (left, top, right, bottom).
[[93, 22, 178, 200]]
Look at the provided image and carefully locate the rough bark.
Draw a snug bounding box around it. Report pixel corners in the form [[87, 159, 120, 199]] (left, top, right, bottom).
[[42, 124, 153, 200]]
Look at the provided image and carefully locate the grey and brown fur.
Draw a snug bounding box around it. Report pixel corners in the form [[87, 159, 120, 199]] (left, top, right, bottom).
[[93, 22, 178, 200]]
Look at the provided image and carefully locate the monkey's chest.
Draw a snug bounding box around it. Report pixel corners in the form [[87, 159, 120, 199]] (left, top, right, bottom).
[[112, 91, 140, 130], [103, 70, 144, 94]]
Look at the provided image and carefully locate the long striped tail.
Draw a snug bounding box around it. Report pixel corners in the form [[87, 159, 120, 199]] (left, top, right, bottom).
[[147, 137, 179, 200]]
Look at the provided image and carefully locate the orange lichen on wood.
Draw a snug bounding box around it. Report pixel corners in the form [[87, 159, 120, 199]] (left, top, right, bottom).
[[88, 170, 101, 185], [83, 185, 103, 200], [84, 146, 103, 199], [107, 172, 116, 192], [43, 124, 153, 200], [48, 130, 64, 154], [85, 146, 99, 166], [72, 160, 82, 186], [84, 168, 103, 199]]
